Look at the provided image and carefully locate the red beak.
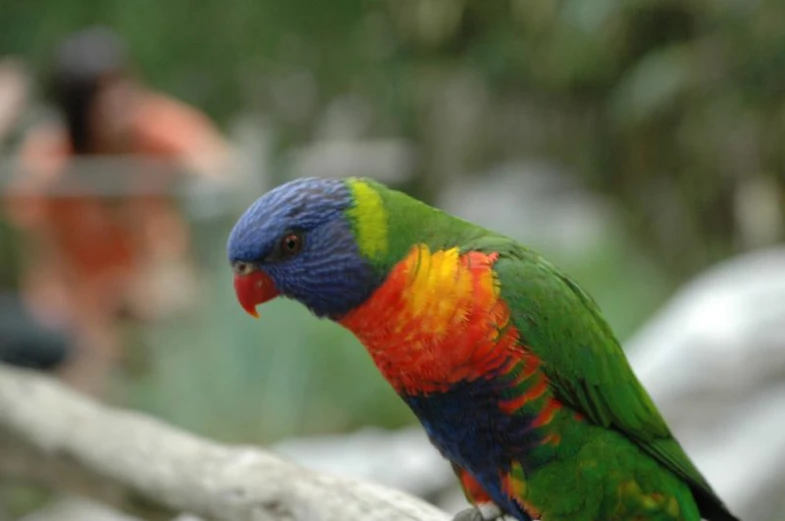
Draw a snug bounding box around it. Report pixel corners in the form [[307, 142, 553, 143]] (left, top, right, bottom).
[[233, 270, 280, 318]]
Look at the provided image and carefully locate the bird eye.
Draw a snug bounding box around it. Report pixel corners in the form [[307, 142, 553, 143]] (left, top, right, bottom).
[[279, 232, 303, 257], [232, 261, 256, 276]]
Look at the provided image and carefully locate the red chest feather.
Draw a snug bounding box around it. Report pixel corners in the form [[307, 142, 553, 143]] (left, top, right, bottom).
[[339, 245, 521, 394]]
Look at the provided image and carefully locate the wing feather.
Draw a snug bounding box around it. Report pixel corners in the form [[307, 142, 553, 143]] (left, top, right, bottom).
[[463, 238, 722, 508]]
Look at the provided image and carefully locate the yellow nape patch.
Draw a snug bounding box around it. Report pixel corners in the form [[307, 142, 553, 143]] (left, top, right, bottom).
[[347, 179, 388, 260]]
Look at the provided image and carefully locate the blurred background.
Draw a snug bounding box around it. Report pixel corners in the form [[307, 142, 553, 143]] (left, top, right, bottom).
[[0, 1, 783, 520]]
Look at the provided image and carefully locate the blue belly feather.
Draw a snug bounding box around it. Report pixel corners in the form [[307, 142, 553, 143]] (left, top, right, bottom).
[[402, 378, 543, 521]]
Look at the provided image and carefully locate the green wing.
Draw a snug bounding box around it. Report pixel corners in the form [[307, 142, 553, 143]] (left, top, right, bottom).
[[465, 237, 720, 506]]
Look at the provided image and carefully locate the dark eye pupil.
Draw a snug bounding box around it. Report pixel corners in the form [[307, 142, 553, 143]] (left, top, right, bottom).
[[282, 234, 301, 254]]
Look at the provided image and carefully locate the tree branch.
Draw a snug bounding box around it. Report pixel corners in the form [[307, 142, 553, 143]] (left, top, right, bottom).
[[0, 364, 450, 521]]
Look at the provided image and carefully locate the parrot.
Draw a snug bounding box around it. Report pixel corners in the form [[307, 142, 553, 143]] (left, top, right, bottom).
[[227, 177, 740, 521]]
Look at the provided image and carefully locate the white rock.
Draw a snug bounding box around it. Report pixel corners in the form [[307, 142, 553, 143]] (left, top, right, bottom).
[[628, 247, 785, 519]]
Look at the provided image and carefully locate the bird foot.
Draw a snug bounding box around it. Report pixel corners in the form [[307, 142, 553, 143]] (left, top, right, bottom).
[[453, 508, 484, 521], [453, 504, 504, 521]]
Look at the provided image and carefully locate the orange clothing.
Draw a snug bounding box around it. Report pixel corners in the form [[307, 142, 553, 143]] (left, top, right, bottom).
[[6, 90, 229, 323]]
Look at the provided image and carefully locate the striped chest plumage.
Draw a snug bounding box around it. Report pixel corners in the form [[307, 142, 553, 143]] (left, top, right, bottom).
[[339, 246, 566, 489], [339, 245, 517, 392]]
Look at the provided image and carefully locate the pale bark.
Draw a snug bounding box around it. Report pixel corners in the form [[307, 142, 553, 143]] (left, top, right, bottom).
[[0, 364, 450, 521]]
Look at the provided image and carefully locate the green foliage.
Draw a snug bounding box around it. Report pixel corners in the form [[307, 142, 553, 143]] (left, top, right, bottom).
[[4, 1, 783, 279], [1, 0, 367, 125], [1, 0, 777, 445]]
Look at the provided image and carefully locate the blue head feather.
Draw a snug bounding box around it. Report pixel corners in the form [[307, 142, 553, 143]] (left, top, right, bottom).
[[227, 177, 381, 318]]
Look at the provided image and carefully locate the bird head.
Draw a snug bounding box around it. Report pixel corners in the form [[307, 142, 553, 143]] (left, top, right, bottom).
[[227, 177, 388, 319]]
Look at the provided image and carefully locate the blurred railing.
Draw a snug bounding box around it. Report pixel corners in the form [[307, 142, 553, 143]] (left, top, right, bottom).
[[0, 155, 244, 217]]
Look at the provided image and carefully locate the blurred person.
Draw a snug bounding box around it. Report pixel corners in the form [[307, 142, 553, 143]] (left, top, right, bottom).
[[3, 26, 236, 395], [0, 57, 71, 372]]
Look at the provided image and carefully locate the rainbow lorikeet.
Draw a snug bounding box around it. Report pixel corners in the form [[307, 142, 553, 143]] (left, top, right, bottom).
[[227, 177, 739, 521]]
